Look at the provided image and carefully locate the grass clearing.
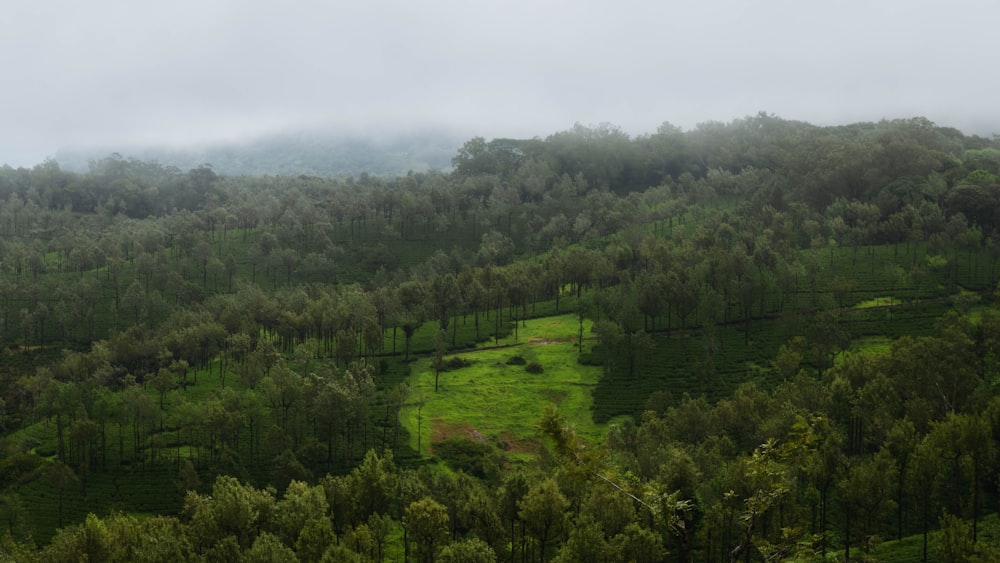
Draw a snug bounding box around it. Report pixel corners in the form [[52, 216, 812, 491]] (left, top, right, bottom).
[[401, 314, 607, 458], [834, 336, 894, 365], [853, 296, 899, 308], [872, 513, 999, 562]]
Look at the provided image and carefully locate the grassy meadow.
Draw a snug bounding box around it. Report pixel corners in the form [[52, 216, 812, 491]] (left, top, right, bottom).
[[400, 314, 618, 459]]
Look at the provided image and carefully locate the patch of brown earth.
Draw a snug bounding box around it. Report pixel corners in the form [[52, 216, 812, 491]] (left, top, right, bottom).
[[528, 336, 573, 345], [430, 421, 539, 454], [497, 431, 540, 455], [430, 420, 488, 452]]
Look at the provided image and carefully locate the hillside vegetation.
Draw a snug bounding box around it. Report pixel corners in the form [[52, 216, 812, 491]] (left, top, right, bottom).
[[1, 114, 1000, 561]]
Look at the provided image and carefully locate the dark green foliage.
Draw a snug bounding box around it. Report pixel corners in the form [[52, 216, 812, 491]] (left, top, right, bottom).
[[2, 115, 1000, 562], [441, 357, 468, 372], [505, 355, 527, 366], [432, 436, 500, 479]]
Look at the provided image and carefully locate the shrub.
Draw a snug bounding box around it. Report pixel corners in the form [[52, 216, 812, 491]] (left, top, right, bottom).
[[434, 437, 499, 479], [439, 356, 468, 372], [577, 350, 603, 366], [506, 355, 527, 365], [525, 362, 544, 374]]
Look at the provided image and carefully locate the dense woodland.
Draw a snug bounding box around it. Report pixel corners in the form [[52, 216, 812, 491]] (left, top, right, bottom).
[[1, 114, 1000, 561]]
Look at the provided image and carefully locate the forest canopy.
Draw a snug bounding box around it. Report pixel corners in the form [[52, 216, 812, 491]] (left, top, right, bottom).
[[1, 114, 1000, 562]]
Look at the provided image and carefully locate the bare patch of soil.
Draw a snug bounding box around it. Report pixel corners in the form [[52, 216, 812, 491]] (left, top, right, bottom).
[[430, 420, 487, 449], [540, 389, 567, 403], [528, 336, 574, 345], [430, 421, 538, 454], [497, 431, 540, 454]]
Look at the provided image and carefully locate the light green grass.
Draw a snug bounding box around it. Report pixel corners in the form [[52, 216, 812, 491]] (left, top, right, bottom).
[[401, 314, 611, 458], [872, 513, 999, 562], [834, 336, 894, 365], [853, 296, 900, 308]]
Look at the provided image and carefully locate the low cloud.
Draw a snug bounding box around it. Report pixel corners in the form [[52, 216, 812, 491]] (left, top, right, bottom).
[[3, 0, 998, 167]]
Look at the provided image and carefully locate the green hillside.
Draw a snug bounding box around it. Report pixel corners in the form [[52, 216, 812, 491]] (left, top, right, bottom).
[[2, 115, 1000, 562]]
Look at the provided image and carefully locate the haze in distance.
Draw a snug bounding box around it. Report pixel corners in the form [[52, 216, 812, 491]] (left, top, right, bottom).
[[3, 0, 998, 168]]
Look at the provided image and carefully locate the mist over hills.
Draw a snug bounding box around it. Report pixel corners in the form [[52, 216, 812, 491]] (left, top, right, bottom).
[[55, 127, 466, 177]]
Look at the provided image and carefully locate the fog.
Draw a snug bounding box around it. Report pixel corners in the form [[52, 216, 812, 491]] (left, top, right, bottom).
[[3, 0, 998, 167]]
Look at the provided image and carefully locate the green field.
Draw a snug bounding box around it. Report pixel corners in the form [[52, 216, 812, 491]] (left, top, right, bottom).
[[400, 314, 615, 459]]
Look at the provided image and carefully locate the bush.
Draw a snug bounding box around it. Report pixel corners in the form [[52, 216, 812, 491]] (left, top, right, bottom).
[[506, 355, 526, 365], [0, 452, 43, 483], [577, 350, 603, 366], [525, 362, 544, 374], [440, 357, 468, 372], [434, 437, 499, 479]]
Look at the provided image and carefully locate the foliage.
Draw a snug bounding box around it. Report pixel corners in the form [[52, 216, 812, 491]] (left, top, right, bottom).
[[404, 496, 450, 563], [505, 354, 527, 365], [432, 436, 500, 479], [2, 114, 1000, 562]]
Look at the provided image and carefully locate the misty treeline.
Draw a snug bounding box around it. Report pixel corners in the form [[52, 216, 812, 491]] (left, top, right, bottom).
[[53, 130, 463, 178], [1, 114, 1000, 561], [5, 114, 999, 221]]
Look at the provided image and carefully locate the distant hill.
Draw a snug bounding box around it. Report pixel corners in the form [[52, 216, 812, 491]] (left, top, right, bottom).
[[56, 128, 465, 177]]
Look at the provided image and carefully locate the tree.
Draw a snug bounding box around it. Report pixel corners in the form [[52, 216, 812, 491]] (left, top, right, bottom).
[[261, 361, 304, 443], [593, 319, 622, 374], [244, 531, 299, 563], [404, 496, 450, 563], [552, 514, 607, 563], [224, 253, 238, 292], [397, 280, 427, 361], [278, 247, 299, 285], [270, 450, 313, 499], [41, 513, 111, 563], [48, 461, 77, 528], [936, 513, 975, 563], [518, 478, 569, 562], [0, 492, 26, 538], [499, 469, 531, 563], [668, 269, 699, 336], [68, 415, 99, 496], [271, 480, 329, 548], [725, 441, 794, 563], [295, 516, 336, 563], [802, 429, 843, 558], [102, 513, 196, 563], [353, 449, 398, 522], [925, 412, 993, 543], [438, 537, 497, 563], [609, 522, 665, 563], [907, 440, 940, 562], [433, 329, 448, 392], [176, 458, 201, 495], [476, 230, 515, 266], [631, 329, 655, 384], [884, 417, 918, 540], [429, 273, 457, 332], [807, 311, 849, 376], [840, 449, 896, 557], [183, 475, 276, 551], [150, 368, 174, 411], [636, 272, 667, 331]]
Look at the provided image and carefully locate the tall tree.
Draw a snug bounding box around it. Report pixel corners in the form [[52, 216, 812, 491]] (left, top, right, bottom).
[[519, 478, 569, 563], [405, 496, 450, 563]]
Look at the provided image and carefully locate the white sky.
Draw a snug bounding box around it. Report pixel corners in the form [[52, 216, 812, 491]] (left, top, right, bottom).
[[2, 0, 998, 167]]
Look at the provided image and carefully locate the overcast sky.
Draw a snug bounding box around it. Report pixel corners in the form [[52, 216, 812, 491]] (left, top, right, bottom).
[[3, 0, 999, 167]]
